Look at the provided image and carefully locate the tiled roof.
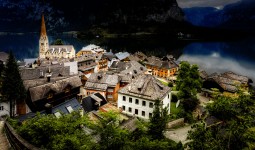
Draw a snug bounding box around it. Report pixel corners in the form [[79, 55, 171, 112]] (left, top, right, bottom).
[[118, 74, 171, 101], [109, 60, 146, 75], [144, 56, 178, 69], [84, 73, 119, 90], [29, 76, 82, 102], [115, 52, 130, 60], [222, 71, 251, 84], [20, 65, 70, 80]]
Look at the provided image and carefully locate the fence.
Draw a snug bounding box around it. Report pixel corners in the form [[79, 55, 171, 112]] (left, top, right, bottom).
[[0, 117, 41, 150]]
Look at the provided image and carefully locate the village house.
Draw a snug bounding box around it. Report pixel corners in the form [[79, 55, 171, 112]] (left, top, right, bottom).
[[24, 76, 82, 112], [203, 71, 253, 95], [102, 51, 118, 67], [82, 93, 107, 112], [144, 56, 178, 80], [84, 73, 120, 102], [75, 55, 98, 75], [118, 74, 171, 119], [76, 44, 106, 57], [39, 14, 75, 59], [108, 60, 147, 87], [115, 52, 130, 62], [95, 54, 108, 72], [18, 97, 83, 122]]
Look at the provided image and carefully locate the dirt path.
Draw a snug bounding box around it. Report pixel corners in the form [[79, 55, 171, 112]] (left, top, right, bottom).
[[0, 120, 10, 150], [165, 125, 192, 144]]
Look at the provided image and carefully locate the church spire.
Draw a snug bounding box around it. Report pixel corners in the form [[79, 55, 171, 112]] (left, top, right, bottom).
[[40, 14, 47, 37]]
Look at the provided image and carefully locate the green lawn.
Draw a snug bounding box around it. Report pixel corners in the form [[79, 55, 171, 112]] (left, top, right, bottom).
[[170, 102, 182, 114], [160, 80, 168, 86]]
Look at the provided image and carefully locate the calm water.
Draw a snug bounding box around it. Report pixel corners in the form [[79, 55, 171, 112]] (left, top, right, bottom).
[[0, 33, 254, 82]]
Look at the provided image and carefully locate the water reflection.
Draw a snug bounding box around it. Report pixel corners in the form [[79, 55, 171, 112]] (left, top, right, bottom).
[[0, 33, 254, 81], [178, 40, 255, 81]]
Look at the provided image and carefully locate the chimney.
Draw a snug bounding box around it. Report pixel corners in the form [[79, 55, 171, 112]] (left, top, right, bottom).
[[47, 74, 52, 82], [45, 103, 52, 114]]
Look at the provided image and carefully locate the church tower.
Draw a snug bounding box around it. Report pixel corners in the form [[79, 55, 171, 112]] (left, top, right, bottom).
[[39, 14, 49, 59]]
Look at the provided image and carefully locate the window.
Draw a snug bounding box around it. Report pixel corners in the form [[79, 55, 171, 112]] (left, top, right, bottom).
[[135, 99, 139, 105], [54, 112, 61, 118], [168, 94, 169, 99], [142, 111, 145, 116], [107, 95, 113, 99], [129, 107, 132, 113], [66, 106, 74, 113], [149, 102, 153, 108], [149, 113, 152, 118], [123, 96, 126, 101], [135, 109, 138, 115], [129, 98, 132, 103], [0, 106, 3, 111], [142, 101, 146, 106], [47, 93, 53, 99], [122, 105, 126, 111]]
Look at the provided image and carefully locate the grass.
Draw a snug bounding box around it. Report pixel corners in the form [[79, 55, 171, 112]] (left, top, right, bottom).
[[170, 102, 182, 114], [160, 80, 169, 86]]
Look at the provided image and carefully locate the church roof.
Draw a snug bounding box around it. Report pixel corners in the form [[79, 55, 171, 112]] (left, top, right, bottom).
[[40, 14, 47, 37], [48, 45, 75, 53]]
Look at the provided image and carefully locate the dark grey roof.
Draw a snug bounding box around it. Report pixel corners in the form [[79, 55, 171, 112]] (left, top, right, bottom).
[[82, 93, 107, 112], [109, 61, 146, 75], [85, 73, 119, 91], [160, 61, 178, 69], [18, 98, 82, 122], [52, 98, 82, 114], [20, 65, 70, 80], [103, 52, 117, 60], [118, 74, 171, 101], [29, 76, 82, 102]]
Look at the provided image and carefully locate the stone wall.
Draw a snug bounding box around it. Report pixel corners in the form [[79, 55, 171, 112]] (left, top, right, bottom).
[[166, 118, 185, 129]]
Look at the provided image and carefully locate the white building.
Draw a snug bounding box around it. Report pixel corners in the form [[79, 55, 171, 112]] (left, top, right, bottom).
[[0, 102, 10, 116], [64, 61, 78, 75], [118, 74, 171, 119]]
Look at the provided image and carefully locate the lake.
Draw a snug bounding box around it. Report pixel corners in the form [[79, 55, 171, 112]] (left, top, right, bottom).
[[0, 33, 254, 82]]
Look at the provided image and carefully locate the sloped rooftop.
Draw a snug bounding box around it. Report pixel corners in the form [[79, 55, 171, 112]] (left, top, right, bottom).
[[118, 74, 171, 101]]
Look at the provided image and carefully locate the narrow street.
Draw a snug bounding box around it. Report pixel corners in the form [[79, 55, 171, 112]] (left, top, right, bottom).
[[0, 120, 10, 150]]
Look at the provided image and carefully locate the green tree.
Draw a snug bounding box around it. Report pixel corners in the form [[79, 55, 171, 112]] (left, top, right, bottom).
[[1, 51, 26, 117], [18, 111, 96, 150], [52, 39, 64, 45], [148, 99, 169, 140], [94, 111, 130, 150], [176, 61, 202, 112], [187, 94, 255, 150]]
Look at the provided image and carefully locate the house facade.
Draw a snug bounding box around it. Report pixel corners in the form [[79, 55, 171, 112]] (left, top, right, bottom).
[[25, 76, 82, 112], [144, 56, 178, 79], [118, 74, 171, 119], [84, 73, 120, 102]]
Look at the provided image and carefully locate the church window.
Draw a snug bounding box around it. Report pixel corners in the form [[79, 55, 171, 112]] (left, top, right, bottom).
[[41, 43, 44, 46]]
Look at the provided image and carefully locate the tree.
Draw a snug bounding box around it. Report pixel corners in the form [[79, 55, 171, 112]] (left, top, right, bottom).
[[148, 99, 169, 140], [52, 39, 64, 45], [187, 94, 255, 150], [1, 52, 26, 117], [18, 111, 96, 150], [176, 61, 202, 112], [94, 111, 130, 150]]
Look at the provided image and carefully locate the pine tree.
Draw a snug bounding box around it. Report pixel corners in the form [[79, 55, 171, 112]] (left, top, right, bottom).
[[2, 52, 26, 117], [148, 99, 169, 140]]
